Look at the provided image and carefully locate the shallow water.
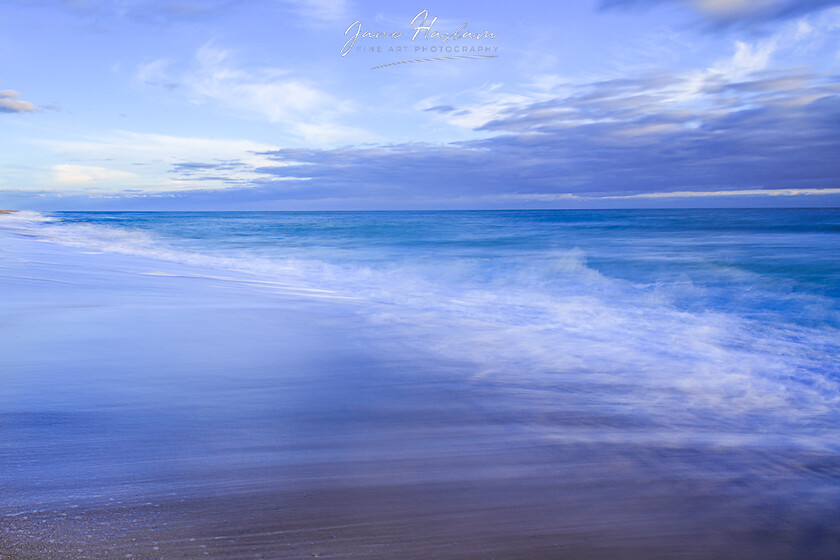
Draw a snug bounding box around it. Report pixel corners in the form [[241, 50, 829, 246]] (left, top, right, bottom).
[[1, 210, 839, 558]]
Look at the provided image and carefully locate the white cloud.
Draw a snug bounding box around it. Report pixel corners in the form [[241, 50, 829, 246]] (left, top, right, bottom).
[[709, 40, 776, 80], [484, 187, 840, 203], [184, 45, 337, 123], [41, 132, 288, 194], [135, 44, 374, 146], [415, 34, 780, 134], [45, 131, 276, 164], [603, 187, 840, 199], [421, 7, 840, 138], [52, 164, 139, 187], [0, 90, 37, 113], [134, 58, 177, 89], [417, 84, 548, 131]]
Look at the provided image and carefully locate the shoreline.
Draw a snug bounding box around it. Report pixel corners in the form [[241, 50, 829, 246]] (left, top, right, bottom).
[[2, 212, 840, 559]]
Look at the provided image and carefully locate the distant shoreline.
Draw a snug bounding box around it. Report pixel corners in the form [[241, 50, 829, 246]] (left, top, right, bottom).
[[0, 210, 19, 214]]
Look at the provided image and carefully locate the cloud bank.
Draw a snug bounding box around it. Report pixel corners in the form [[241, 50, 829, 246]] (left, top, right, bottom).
[[9, 54, 840, 209], [601, 0, 840, 28], [161, 64, 837, 207]]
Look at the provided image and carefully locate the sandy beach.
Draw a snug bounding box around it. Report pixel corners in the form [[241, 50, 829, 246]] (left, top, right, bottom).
[[5, 452, 839, 560]]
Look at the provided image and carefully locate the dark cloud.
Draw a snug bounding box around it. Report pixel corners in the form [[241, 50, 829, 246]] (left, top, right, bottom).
[[171, 160, 249, 175], [225, 69, 839, 204], [424, 105, 458, 113], [600, 0, 840, 29]]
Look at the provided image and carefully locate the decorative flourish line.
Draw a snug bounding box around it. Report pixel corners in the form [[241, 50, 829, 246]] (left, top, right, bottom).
[[371, 55, 498, 70]]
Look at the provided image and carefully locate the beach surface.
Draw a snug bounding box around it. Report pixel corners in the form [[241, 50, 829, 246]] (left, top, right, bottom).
[[2, 210, 839, 559]]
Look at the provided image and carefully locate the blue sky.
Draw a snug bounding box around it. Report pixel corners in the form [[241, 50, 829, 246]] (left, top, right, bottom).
[[1, 0, 839, 209]]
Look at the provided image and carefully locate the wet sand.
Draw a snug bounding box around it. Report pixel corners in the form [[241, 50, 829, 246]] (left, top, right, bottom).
[[3, 442, 840, 559]]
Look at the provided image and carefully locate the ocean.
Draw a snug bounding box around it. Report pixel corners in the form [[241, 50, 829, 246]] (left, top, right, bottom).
[[1, 209, 839, 558]]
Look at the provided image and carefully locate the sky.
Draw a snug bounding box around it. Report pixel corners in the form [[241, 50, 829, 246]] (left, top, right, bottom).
[[1, 0, 839, 210]]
